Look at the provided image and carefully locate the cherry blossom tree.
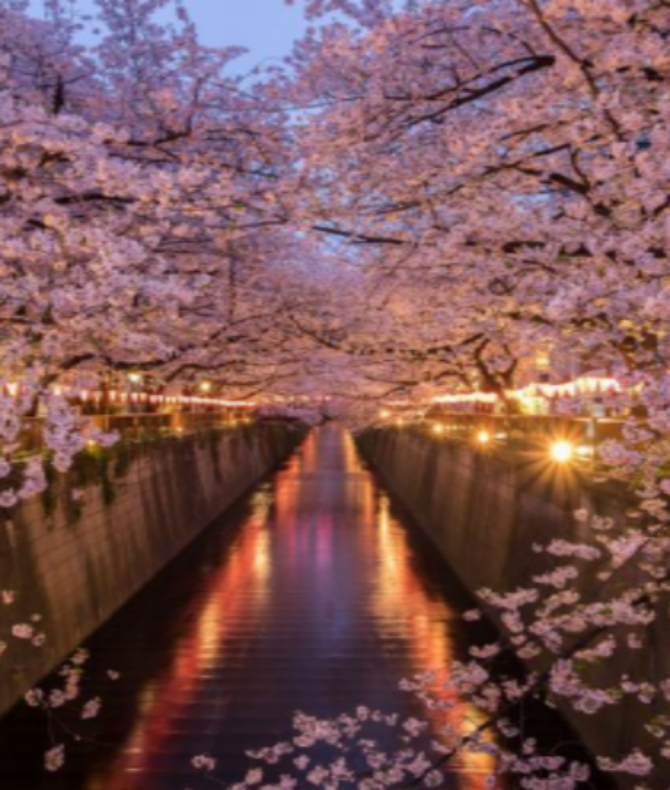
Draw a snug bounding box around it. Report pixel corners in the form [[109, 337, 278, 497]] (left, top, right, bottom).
[[227, 0, 670, 786], [280, 0, 670, 404], [2, 0, 670, 785], [0, 0, 313, 498]]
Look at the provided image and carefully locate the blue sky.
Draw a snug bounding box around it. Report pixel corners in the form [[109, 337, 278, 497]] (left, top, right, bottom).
[[172, 0, 309, 68], [29, 0, 310, 72]]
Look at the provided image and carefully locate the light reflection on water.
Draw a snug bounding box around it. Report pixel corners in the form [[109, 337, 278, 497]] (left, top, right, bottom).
[[368, 478, 494, 789], [1, 426, 498, 789]]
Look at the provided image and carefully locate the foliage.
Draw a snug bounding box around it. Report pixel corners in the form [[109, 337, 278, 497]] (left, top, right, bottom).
[[1, 0, 670, 786]]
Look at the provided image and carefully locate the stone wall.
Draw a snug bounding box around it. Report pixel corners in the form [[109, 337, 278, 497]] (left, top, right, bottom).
[[0, 423, 303, 717], [358, 427, 669, 788]]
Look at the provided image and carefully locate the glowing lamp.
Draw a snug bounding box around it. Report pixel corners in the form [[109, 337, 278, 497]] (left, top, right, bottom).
[[432, 423, 445, 435], [379, 409, 391, 419], [476, 429, 491, 445], [550, 440, 574, 463]]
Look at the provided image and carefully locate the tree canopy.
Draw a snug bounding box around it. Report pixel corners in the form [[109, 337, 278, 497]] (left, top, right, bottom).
[[2, 1, 670, 784]]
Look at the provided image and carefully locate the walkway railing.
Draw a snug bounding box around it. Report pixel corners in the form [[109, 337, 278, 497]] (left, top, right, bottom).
[[424, 414, 625, 466], [18, 412, 245, 455]]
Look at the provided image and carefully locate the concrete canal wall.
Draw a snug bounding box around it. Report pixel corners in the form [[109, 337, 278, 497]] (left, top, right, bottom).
[[358, 427, 669, 787], [0, 423, 303, 717]]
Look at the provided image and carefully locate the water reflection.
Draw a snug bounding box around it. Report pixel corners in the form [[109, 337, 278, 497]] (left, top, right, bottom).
[[369, 483, 494, 788], [0, 427, 496, 789]]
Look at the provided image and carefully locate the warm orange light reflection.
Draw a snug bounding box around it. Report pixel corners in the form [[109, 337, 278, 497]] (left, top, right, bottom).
[[87, 429, 496, 789], [369, 494, 496, 787], [89, 491, 275, 787]]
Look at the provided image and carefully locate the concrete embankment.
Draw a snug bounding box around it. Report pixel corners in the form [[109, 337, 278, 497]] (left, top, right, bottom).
[[0, 422, 304, 717], [358, 426, 669, 788]]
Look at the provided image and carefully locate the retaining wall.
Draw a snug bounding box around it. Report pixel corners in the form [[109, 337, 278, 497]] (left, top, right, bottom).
[[0, 422, 303, 716], [358, 427, 669, 788]]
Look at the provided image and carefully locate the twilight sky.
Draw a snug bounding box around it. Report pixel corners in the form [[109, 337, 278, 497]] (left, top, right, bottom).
[[170, 0, 308, 69], [29, 0, 309, 72]]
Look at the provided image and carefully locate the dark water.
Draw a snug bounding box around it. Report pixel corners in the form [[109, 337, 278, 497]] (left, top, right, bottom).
[[0, 427, 604, 790]]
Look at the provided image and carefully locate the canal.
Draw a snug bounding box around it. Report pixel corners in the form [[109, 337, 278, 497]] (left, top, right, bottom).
[[0, 427, 604, 789]]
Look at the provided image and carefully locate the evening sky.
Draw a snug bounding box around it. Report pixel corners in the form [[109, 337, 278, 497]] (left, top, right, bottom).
[[28, 0, 309, 72]]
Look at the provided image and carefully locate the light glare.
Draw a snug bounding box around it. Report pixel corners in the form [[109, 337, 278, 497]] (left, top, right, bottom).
[[550, 440, 573, 463]]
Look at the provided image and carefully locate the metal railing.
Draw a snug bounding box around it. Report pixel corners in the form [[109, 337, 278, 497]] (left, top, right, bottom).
[[17, 412, 246, 455], [423, 414, 625, 465]]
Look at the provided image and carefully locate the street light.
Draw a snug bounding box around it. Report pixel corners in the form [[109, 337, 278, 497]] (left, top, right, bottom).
[[550, 439, 574, 463]]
